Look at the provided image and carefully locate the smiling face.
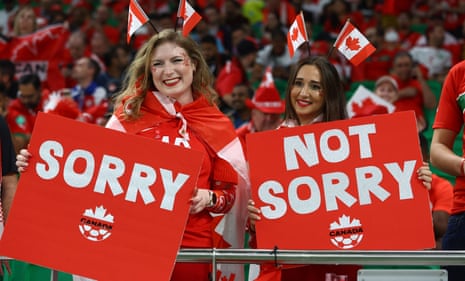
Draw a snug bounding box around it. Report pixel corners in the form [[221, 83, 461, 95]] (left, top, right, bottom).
[[375, 81, 397, 103], [150, 42, 195, 105], [290, 64, 325, 125]]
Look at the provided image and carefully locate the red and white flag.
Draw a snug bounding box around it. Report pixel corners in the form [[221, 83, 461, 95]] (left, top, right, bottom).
[[333, 20, 376, 66], [287, 12, 308, 58], [177, 0, 202, 36], [127, 0, 149, 43]]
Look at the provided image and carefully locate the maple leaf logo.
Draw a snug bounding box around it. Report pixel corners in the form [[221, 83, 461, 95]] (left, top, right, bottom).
[[291, 27, 299, 41], [345, 36, 361, 51], [352, 98, 388, 117]]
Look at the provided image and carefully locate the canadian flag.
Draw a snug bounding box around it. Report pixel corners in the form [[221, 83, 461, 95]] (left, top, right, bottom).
[[177, 0, 202, 36], [287, 12, 308, 58], [346, 84, 395, 118], [260, 66, 274, 87], [127, 0, 149, 43], [333, 20, 376, 66]]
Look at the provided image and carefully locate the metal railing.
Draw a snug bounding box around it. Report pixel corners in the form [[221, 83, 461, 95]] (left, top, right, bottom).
[[178, 249, 465, 281], [50, 249, 465, 281]]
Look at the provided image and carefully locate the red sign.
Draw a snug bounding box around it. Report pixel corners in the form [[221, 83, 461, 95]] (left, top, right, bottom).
[[0, 113, 204, 281], [246, 111, 435, 250]]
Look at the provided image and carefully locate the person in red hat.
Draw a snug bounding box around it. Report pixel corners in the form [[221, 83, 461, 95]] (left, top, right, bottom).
[[236, 67, 284, 156]]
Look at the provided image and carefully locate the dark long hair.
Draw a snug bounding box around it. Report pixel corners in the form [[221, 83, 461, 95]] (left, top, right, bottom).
[[284, 56, 347, 125]]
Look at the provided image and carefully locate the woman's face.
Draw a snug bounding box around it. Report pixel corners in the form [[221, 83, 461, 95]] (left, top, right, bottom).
[[17, 9, 36, 35], [150, 42, 195, 105], [290, 64, 325, 125]]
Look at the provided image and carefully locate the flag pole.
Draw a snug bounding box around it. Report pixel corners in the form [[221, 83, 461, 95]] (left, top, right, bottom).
[[328, 18, 350, 59], [174, 0, 183, 33], [148, 19, 159, 34], [300, 11, 311, 57]]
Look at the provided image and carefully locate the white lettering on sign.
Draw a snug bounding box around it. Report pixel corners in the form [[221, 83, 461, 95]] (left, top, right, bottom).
[[258, 160, 417, 220], [284, 124, 377, 171], [15, 61, 49, 81], [35, 140, 190, 210]]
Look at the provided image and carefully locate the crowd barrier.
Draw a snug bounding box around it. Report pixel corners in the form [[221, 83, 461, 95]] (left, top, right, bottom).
[[177, 248, 465, 281], [47, 249, 465, 280]]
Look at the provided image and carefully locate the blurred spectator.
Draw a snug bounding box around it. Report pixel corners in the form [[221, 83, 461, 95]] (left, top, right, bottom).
[[6, 74, 79, 153], [202, 4, 227, 46], [262, 0, 297, 28], [253, 28, 298, 84], [90, 29, 111, 75], [301, 0, 331, 24], [153, 11, 175, 31], [374, 75, 398, 104], [225, 83, 252, 128], [46, 3, 67, 25], [396, 11, 423, 50], [415, 12, 458, 46], [318, 0, 364, 41], [222, 1, 252, 54], [419, 133, 453, 250], [351, 26, 393, 82], [225, 23, 255, 57], [389, 51, 437, 132], [70, 57, 108, 124], [215, 38, 258, 112], [91, 3, 119, 45], [12, 5, 37, 36], [0, 0, 18, 37], [258, 11, 288, 46], [101, 44, 132, 96], [0, 59, 18, 100], [5, 74, 48, 152], [409, 24, 453, 82], [236, 74, 285, 154], [61, 30, 90, 88], [190, 18, 225, 54], [67, 2, 92, 33], [199, 34, 229, 81]]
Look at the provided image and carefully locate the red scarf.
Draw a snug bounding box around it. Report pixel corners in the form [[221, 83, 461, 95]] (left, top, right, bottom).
[[114, 92, 239, 182]]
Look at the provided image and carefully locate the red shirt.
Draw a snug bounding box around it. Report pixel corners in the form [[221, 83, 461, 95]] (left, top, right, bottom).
[[429, 174, 453, 213], [432, 60, 465, 214], [5, 92, 49, 137], [392, 76, 425, 121]]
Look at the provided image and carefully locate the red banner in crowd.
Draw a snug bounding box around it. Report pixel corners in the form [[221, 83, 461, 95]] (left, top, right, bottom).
[[0, 24, 69, 91], [246, 111, 435, 250], [0, 113, 204, 281]]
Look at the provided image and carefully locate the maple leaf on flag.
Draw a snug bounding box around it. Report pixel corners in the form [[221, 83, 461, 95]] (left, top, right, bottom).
[[291, 27, 299, 41], [346, 36, 361, 51], [177, 0, 202, 36], [346, 85, 395, 118], [333, 20, 376, 66], [127, 0, 149, 44], [286, 12, 308, 58]]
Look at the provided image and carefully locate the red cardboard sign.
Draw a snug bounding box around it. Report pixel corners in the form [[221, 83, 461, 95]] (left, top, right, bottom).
[[0, 113, 204, 281], [246, 111, 435, 250]]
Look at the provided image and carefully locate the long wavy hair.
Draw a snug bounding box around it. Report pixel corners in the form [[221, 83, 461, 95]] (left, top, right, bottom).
[[284, 56, 347, 125], [114, 29, 217, 119]]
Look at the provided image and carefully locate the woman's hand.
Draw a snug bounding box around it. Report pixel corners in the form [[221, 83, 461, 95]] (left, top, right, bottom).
[[248, 199, 261, 232], [16, 149, 32, 173], [190, 189, 210, 214], [418, 161, 433, 190]]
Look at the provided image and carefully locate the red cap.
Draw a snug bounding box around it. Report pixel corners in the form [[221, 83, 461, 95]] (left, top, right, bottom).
[[247, 87, 285, 114]]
